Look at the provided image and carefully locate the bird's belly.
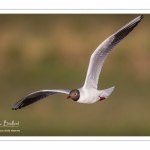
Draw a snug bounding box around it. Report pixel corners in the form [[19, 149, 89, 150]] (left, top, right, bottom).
[[77, 97, 98, 104], [77, 89, 99, 104]]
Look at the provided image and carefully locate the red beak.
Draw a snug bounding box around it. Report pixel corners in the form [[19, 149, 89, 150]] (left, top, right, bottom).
[[67, 96, 70, 99]]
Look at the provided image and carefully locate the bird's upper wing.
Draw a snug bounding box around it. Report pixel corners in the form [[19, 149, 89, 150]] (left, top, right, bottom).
[[83, 15, 143, 89], [12, 89, 70, 110]]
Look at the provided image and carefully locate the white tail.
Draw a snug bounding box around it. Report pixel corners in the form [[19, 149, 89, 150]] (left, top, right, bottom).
[[102, 86, 115, 98]]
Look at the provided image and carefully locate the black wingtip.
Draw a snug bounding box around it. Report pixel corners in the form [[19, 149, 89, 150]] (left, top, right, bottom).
[[12, 107, 18, 110], [140, 15, 144, 20]]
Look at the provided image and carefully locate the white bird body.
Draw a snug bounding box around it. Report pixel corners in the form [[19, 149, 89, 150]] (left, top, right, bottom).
[[77, 86, 115, 104], [12, 15, 143, 110], [77, 87, 98, 104]]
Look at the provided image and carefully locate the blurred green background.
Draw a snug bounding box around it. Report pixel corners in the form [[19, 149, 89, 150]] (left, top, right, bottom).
[[0, 14, 150, 136]]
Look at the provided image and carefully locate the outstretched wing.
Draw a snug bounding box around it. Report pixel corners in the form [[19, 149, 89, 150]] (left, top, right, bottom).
[[83, 15, 143, 89], [12, 89, 70, 110]]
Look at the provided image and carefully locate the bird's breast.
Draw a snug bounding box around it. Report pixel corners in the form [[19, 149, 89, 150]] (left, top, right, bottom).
[[77, 88, 99, 104]]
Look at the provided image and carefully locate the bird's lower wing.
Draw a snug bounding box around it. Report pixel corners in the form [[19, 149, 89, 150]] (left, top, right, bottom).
[[12, 89, 70, 110]]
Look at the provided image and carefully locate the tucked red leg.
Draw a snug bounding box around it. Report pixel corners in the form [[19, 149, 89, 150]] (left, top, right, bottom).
[[99, 96, 106, 101]]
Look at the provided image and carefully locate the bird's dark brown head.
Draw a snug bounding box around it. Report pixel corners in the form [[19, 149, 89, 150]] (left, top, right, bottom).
[[67, 89, 80, 101]]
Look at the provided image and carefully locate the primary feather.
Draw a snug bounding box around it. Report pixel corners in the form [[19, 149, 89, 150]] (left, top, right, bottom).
[[83, 15, 143, 89]]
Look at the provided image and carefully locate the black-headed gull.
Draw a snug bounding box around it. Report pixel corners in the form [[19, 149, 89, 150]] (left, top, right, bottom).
[[12, 15, 143, 110]]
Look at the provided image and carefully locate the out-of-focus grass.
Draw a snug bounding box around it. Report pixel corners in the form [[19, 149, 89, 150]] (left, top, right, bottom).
[[0, 14, 150, 136]]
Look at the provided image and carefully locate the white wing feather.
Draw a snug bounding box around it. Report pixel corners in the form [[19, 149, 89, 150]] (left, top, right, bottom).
[[83, 15, 143, 89]]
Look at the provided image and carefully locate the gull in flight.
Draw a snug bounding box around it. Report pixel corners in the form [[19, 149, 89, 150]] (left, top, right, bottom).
[[12, 15, 143, 110]]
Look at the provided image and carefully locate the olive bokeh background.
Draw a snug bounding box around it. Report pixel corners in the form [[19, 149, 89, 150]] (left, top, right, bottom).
[[0, 14, 150, 136]]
